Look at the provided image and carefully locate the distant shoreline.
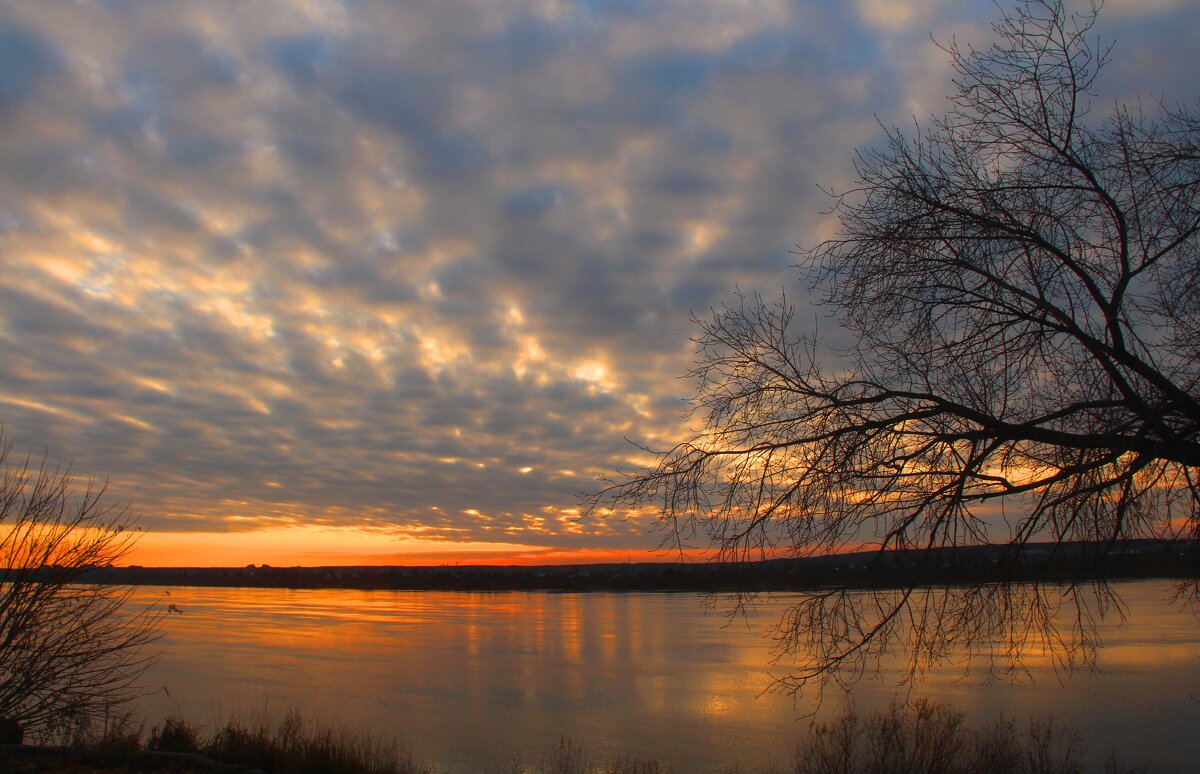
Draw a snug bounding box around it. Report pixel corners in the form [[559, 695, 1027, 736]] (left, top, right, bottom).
[[75, 539, 1198, 592]]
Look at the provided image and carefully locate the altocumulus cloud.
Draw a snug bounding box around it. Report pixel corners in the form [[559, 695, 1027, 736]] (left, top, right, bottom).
[[0, 0, 1194, 560]]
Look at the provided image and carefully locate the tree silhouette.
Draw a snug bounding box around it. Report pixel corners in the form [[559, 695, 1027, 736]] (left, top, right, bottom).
[[0, 435, 161, 740], [593, 0, 1199, 690]]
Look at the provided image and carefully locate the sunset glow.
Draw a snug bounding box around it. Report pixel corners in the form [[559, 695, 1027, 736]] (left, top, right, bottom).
[[125, 526, 701, 568], [0, 0, 1193, 566]]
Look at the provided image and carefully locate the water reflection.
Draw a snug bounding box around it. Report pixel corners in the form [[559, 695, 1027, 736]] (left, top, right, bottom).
[[766, 581, 1128, 696], [134, 581, 1200, 772]]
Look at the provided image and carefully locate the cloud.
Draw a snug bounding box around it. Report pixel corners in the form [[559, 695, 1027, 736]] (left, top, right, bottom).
[[0, 20, 60, 107], [0, 0, 1193, 559]]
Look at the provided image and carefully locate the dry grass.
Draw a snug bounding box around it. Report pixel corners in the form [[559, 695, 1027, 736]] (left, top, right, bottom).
[[0, 700, 1146, 773], [147, 708, 428, 774], [794, 699, 1145, 774], [506, 736, 666, 774]]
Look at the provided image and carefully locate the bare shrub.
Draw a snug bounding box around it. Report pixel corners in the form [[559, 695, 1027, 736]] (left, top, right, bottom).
[[795, 700, 1095, 774], [0, 435, 162, 740]]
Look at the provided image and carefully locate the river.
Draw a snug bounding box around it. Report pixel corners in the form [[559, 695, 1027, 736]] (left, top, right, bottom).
[[130, 579, 1200, 772]]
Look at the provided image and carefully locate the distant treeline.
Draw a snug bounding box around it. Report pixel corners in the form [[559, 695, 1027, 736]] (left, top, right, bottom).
[[64, 539, 1200, 592]]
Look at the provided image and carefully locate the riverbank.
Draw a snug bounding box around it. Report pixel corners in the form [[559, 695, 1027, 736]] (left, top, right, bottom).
[[0, 699, 1145, 773], [73, 539, 1198, 592]]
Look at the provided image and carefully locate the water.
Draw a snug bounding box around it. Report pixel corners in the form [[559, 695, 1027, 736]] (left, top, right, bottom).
[[131, 580, 1200, 772]]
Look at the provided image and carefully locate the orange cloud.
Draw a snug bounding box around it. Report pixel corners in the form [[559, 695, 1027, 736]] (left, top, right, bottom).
[[125, 526, 698, 567]]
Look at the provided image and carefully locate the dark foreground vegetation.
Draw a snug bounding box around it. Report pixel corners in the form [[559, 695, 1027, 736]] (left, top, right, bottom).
[[71, 539, 1199, 593], [0, 700, 1144, 774]]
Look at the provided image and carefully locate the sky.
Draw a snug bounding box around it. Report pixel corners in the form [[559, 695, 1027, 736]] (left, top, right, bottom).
[[0, 0, 1196, 567]]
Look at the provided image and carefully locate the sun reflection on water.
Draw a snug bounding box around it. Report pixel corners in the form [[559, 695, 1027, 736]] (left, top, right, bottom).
[[132, 581, 1200, 772]]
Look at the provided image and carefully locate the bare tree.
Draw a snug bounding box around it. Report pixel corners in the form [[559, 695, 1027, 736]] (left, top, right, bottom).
[[593, 1, 1199, 689], [0, 435, 161, 740]]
